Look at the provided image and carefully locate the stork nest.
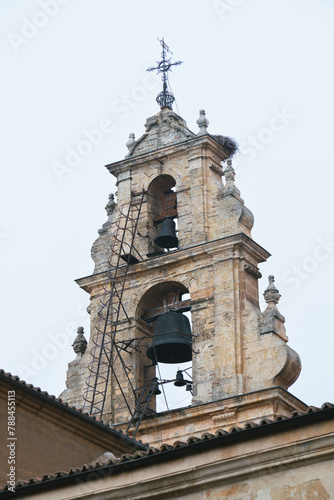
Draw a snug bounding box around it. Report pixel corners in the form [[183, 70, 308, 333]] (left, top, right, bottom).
[[211, 135, 239, 157]]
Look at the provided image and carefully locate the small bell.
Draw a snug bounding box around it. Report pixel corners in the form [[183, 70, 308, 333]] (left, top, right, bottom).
[[174, 370, 187, 387], [149, 378, 161, 395]]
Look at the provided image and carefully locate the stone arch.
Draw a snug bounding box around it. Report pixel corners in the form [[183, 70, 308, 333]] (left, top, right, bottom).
[[135, 280, 193, 412], [136, 280, 188, 320], [147, 175, 178, 253]]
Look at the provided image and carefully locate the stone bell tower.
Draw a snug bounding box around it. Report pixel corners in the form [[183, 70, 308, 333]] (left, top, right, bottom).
[[61, 41, 306, 445]]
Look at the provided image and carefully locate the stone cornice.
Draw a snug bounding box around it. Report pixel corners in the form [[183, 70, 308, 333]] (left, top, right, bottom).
[[118, 386, 308, 444], [75, 234, 271, 293], [105, 134, 230, 177]]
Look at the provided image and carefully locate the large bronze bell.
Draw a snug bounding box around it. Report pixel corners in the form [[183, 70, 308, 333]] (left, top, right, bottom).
[[146, 311, 192, 364], [154, 218, 178, 249]]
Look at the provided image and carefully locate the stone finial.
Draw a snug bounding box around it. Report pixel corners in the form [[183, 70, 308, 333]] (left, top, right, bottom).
[[196, 109, 209, 135], [105, 193, 116, 216], [98, 193, 116, 235], [222, 158, 242, 201], [72, 326, 87, 357], [223, 158, 235, 186], [264, 275, 281, 307], [126, 133, 136, 155]]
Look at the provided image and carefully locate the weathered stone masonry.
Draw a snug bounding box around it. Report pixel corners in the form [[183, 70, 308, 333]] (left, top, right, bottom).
[[61, 107, 302, 442]]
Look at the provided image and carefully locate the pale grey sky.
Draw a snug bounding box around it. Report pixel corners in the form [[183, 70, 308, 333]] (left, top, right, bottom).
[[1, 0, 333, 409]]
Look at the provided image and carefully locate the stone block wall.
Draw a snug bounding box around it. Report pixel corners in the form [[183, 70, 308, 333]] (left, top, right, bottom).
[[61, 108, 301, 430]]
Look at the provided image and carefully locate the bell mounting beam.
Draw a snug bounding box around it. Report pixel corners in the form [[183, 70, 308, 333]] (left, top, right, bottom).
[[153, 191, 177, 223], [142, 292, 191, 322]]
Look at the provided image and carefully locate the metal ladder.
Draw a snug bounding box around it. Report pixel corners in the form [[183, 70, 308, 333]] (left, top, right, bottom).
[[83, 190, 145, 419]]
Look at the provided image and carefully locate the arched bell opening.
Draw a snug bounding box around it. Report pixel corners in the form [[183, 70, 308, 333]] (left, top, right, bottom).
[[136, 282, 193, 413], [147, 175, 178, 255]]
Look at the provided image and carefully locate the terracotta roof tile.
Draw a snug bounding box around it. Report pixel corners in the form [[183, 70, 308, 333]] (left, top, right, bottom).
[[230, 425, 243, 433], [201, 432, 215, 440], [187, 436, 202, 444], [275, 414, 288, 421], [259, 418, 273, 425], [160, 443, 174, 451], [1, 376, 333, 496], [173, 440, 187, 448], [54, 472, 68, 478], [244, 421, 257, 429], [133, 450, 148, 459], [306, 406, 320, 413], [146, 447, 160, 455], [0, 369, 146, 450], [322, 402, 334, 409], [119, 453, 133, 463], [215, 429, 229, 437], [80, 464, 94, 472]]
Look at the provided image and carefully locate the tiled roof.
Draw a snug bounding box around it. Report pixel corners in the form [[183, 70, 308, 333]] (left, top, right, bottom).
[[1, 401, 333, 497], [0, 369, 147, 449]]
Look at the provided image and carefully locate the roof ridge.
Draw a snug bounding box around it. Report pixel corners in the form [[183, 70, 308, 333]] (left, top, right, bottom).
[[2, 403, 333, 494], [0, 369, 147, 448]]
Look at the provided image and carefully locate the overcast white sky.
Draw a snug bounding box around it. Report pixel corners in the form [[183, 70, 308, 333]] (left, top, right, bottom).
[[1, 0, 333, 411]]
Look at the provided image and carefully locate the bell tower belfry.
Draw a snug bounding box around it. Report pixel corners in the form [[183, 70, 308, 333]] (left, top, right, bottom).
[[61, 41, 306, 445]]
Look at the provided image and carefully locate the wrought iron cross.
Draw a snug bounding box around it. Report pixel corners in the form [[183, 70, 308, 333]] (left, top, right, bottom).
[[147, 38, 182, 109]]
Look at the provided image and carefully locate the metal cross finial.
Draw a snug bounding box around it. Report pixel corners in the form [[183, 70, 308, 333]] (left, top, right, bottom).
[[147, 38, 182, 109]]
